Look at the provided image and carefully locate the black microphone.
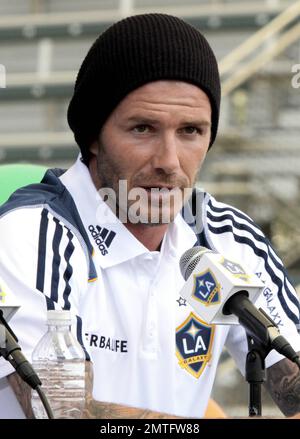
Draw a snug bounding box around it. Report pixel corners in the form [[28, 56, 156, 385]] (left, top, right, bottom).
[[179, 246, 300, 368], [0, 311, 41, 390]]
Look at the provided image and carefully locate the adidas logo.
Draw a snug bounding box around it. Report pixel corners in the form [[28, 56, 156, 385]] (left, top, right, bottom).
[[88, 225, 116, 256]]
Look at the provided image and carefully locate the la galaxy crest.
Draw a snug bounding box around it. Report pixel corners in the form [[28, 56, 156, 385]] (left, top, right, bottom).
[[192, 269, 221, 306], [221, 257, 251, 282], [176, 312, 215, 379]]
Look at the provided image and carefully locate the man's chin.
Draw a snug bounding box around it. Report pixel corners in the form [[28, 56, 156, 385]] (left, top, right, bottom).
[[126, 208, 177, 226], [140, 218, 174, 227], [126, 219, 174, 227]]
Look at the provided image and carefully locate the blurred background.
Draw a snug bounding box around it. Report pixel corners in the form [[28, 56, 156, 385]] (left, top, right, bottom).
[[0, 0, 300, 418]]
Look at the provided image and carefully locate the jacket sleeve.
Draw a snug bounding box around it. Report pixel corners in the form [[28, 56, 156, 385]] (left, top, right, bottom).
[[205, 194, 300, 374], [0, 206, 90, 380]]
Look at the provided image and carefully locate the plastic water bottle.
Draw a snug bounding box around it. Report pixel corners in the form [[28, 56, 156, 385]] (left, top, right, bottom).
[[31, 310, 85, 419]]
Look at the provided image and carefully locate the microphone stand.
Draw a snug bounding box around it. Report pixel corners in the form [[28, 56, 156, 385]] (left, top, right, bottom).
[[224, 292, 291, 417], [245, 334, 271, 417]]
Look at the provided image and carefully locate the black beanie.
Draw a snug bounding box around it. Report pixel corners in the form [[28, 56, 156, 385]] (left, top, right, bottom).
[[67, 13, 221, 164]]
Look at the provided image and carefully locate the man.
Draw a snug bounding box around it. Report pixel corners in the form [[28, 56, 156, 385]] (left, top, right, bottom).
[[0, 13, 300, 419]]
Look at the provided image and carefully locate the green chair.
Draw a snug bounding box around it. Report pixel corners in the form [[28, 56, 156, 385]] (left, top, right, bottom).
[[0, 163, 47, 206]]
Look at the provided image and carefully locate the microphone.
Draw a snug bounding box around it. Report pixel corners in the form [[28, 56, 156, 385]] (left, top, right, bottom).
[[179, 246, 300, 367], [0, 278, 19, 321], [0, 278, 41, 390]]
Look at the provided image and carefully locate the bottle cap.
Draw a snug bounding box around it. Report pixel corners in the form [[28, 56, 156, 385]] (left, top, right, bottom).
[[47, 310, 74, 324]]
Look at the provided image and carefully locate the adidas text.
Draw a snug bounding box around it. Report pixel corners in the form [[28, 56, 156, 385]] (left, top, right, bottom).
[[88, 225, 116, 256]]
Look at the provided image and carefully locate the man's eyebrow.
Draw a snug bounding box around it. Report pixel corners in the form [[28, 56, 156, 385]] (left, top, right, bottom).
[[180, 120, 212, 127]]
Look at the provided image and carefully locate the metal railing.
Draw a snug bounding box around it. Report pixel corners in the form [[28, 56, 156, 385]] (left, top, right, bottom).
[[2, 2, 299, 93], [1, 1, 300, 158], [0, 1, 292, 40], [220, 0, 300, 95]]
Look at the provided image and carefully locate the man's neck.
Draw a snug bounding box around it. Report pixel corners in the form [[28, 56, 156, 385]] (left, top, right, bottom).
[[124, 222, 168, 252]]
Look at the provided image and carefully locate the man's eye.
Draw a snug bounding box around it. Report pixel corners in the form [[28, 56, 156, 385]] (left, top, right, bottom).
[[182, 126, 201, 135], [133, 125, 150, 133]]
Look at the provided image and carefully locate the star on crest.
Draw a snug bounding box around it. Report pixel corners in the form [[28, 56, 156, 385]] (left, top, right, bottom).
[[176, 297, 187, 307], [186, 322, 200, 340]]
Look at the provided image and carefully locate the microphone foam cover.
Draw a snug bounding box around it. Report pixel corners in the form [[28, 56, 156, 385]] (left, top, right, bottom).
[[179, 246, 211, 280]]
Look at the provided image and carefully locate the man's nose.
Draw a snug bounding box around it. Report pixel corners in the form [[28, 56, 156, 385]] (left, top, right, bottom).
[[152, 133, 181, 175]]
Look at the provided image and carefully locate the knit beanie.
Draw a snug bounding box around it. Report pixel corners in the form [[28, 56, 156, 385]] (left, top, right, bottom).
[[67, 13, 221, 164]]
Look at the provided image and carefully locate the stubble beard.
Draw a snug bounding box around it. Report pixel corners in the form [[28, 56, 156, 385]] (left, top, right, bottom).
[[95, 141, 193, 226]]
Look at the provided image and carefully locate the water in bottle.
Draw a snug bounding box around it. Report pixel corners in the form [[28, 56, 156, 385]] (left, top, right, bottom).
[[31, 310, 85, 419]]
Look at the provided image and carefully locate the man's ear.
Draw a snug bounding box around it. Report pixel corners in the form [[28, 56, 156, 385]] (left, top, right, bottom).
[[89, 139, 99, 156], [88, 140, 102, 190]]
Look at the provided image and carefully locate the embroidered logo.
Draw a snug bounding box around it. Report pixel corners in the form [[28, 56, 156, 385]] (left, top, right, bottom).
[[88, 225, 116, 256], [176, 312, 215, 379], [220, 257, 251, 282], [192, 270, 221, 306]]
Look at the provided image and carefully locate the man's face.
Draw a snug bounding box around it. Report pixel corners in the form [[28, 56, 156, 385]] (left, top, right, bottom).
[[90, 80, 212, 224]]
